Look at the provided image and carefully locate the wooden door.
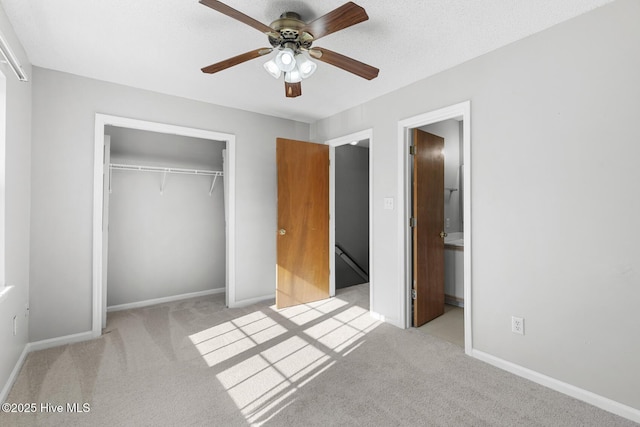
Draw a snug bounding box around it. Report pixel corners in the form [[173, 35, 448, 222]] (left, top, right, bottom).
[[412, 129, 445, 326], [276, 138, 330, 309]]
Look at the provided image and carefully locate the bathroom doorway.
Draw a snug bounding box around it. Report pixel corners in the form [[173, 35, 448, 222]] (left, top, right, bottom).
[[413, 120, 465, 346], [398, 101, 472, 354]]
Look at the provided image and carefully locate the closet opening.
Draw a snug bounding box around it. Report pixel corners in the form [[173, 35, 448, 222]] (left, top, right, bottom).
[[92, 115, 236, 336]]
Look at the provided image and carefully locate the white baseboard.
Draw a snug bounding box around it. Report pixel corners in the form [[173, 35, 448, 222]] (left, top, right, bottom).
[[28, 331, 95, 353], [472, 349, 640, 424], [444, 294, 464, 308], [370, 311, 406, 329], [229, 293, 274, 308], [107, 287, 225, 312], [1, 344, 29, 404], [2, 330, 95, 403]]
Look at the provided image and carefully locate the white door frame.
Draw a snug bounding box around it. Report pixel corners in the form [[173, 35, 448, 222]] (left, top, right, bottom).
[[397, 101, 472, 354], [92, 114, 236, 337], [325, 129, 373, 307]]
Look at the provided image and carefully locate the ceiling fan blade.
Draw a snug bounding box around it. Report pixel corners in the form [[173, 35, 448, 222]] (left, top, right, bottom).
[[285, 82, 302, 98], [199, 0, 274, 34], [201, 48, 272, 74], [302, 2, 369, 40], [309, 47, 379, 80]]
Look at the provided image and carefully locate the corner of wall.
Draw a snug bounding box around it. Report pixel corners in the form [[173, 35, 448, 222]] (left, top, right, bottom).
[[0, 1, 33, 404]]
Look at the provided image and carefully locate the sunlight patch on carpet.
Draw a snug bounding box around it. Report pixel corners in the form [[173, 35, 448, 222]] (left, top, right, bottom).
[[189, 293, 379, 425], [274, 297, 348, 325], [189, 310, 287, 367]]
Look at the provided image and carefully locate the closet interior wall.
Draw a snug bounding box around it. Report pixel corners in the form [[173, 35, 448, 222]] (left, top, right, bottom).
[[105, 126, 226, 308]]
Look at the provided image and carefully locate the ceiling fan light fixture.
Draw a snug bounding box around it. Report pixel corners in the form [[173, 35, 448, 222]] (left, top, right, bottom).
[[295, 54, 317, 79], [284, 67, 302, 84], [275, 47, 296, 72], [198, 1, 379, 98], [263, 59, 281, 78]]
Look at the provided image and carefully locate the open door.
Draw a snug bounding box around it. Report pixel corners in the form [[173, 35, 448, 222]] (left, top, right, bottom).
[[412, 129, 445, 326], [276, 138, 329, 309]]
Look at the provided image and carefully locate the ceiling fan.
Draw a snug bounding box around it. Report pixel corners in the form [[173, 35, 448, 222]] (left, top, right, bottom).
[[199, 0, 379, 98]]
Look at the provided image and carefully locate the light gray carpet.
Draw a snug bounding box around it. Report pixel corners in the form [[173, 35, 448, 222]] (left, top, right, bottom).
[[1, 284, 635, 426], [417, 304, 464, 347]]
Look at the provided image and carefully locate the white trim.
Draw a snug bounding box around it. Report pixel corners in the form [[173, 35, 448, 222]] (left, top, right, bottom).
[[107, 287, 225, 312], [397, 101, 472, 355], [0, 72, 6, 289], [472, 350, 640, 424], [232, 294, 275, 308], [225, 141, 237, 308], [92, 114, 236, 337], [28, 331, 94, 353], [325, 129, 374, 315], [369, 310, 404, 328], [0, 344, 28, 403]]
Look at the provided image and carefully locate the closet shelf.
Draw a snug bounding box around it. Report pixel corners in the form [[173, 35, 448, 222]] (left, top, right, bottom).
[[110, 163, 222, 176], [109, 163, 223, 195]]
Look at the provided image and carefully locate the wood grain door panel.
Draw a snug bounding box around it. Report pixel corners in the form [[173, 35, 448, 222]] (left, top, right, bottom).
[[413, 129, 445, 326], [276, 138, 329, 308]]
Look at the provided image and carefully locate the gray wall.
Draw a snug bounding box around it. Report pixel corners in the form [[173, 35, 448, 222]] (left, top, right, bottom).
[[0, 4, 31, 399], [106, 127, 226, 306], [335, 144, 369, 288], [312, 0, 640, 411], [29, 67, 309, 341]]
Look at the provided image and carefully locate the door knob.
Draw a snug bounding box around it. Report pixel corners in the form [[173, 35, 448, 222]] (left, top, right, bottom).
[[279, 229, 286, 236], [440, 231, 448, 239]]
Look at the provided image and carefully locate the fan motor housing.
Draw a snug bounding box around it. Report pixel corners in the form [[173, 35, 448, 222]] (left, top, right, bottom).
[[268, 12, 313, 50]]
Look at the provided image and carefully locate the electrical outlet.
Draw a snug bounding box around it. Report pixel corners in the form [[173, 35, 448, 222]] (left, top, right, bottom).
[[383, 198, 394, 210], [511, 316, 524, 335]]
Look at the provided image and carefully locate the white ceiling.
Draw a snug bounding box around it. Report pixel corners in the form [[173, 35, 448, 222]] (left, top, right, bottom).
[[1, 0, 613, 123]]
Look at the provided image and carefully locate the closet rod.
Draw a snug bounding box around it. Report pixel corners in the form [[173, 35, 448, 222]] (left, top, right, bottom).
[[109, 163, 223, 195], [110, 163, 223, 177]]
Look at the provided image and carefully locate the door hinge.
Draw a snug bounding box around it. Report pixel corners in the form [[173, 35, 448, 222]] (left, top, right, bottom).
[[412, 289, 417, 300], [409, 145, 416, 155], [409, 217, 416, 228]]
